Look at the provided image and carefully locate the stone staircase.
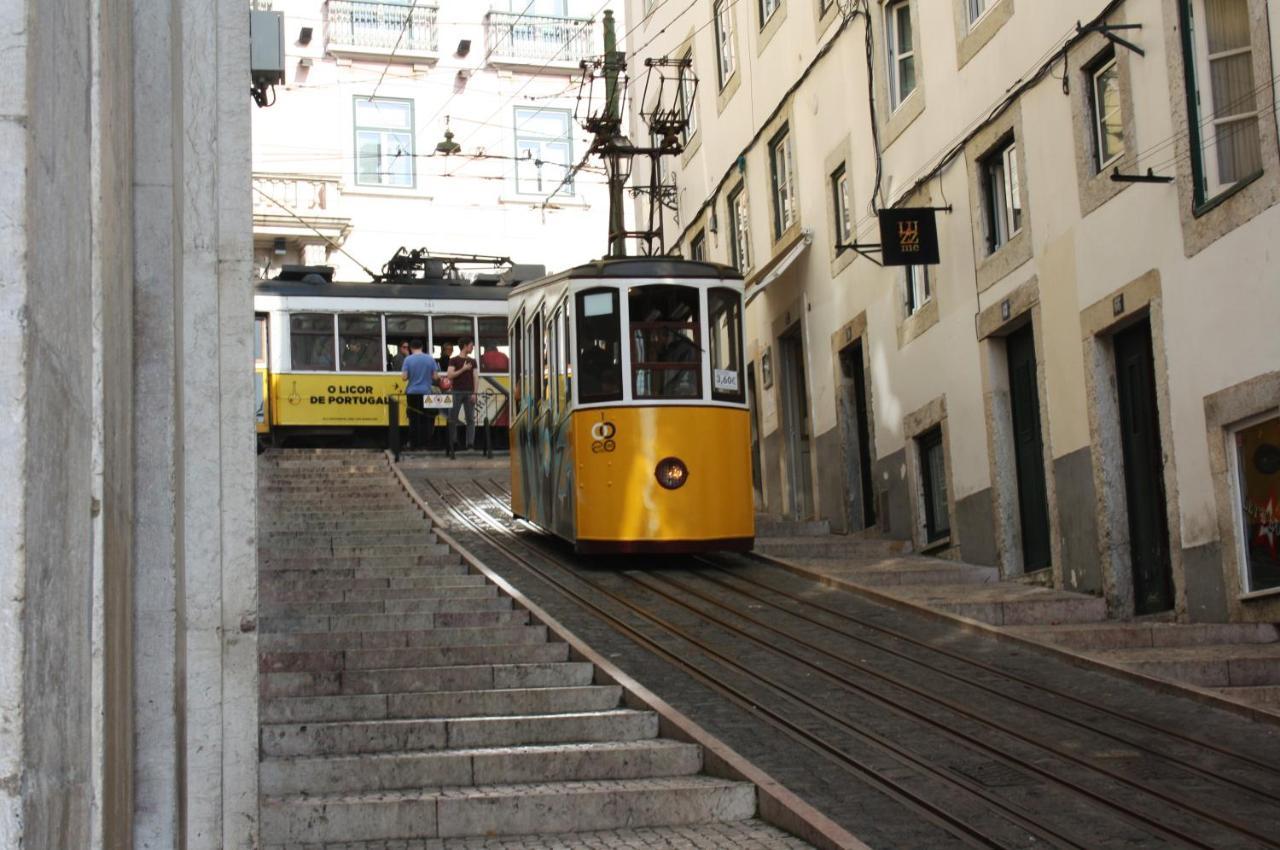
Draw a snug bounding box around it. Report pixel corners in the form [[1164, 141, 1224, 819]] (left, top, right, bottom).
[[257, 451, 787, 847]]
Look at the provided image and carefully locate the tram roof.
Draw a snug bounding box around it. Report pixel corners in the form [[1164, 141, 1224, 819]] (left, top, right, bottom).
[[510, 257, 742, 295], [254, 278, 511, 302]]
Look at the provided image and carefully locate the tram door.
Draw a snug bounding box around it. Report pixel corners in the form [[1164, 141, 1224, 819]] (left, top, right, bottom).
[[778, 327, 814, 519]]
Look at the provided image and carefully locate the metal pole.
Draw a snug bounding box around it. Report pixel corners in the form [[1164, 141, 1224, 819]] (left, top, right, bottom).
[[484, 393, 493, 458], [388, 396, 401, 461], [446, 401, 455, 459], [603, 9, 627, 258]]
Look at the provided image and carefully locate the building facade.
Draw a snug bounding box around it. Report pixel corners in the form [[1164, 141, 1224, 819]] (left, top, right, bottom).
[[625, 0, 1280, 624], [253, 0, 622, 279]]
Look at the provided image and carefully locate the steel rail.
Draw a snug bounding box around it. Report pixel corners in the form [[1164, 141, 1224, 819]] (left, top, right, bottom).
[[431, 478, 1052, 850]]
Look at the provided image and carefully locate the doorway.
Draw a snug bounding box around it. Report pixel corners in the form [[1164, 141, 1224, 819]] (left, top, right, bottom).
[[778, 327, 814, 519], [838, 339, 876, 530], [1114, 318, 1174, 614], [747, 361, 763, 509], [1005, 323, 1051, 570]]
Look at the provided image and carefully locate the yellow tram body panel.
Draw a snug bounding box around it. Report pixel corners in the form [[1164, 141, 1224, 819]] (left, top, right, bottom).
[[267, 372, 512, 429]]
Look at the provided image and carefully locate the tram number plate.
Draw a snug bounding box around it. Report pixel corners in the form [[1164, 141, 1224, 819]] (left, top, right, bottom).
[[423, 394, 453, 409], [713, 369, 740, 392]]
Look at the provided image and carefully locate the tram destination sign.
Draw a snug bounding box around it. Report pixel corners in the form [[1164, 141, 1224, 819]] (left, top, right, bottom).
[[878, 207, 940, 267]]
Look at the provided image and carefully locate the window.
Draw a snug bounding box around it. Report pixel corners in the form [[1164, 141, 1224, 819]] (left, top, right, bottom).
[[630, 285, 701, 399], [760, 0, 781, 28], [831, 163, 852, 247], [728, 183, 752, 272], [769, 127, 797, 238], [548, 307, 561, 418], [906, 266, 932, 314], [918, 426, 950, 542], [690, 230, 707, 261], [1090, 53, 1124, 170], [680, 49, 698, 140], [708, 288, 744, 402], [511, 316, 525, 402], [575, 288, 623, 403], [290, 314, 335, 370], [386, 315, 426, 371], [886, 1, 916, 109], [983, 138, 1022, 252], [354, 97, 414, 188], [1231, 413, 1280, 593], [553, 305, 569, 413], [514, 107, 573, 195], [714, 1, 737, 88], [432, 315, 475, 365], [478, 317, 510, 374], [967, 0, 990, 26], [338, 314, 383, 371], [1184, 0, 1262, 202], [254, 315, 268, 367]]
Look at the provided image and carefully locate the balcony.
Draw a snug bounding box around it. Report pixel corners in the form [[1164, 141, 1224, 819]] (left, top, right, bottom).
[[325, 0, 439, 60], [484, 10, 594, 70], [252, 172, 352, 253]]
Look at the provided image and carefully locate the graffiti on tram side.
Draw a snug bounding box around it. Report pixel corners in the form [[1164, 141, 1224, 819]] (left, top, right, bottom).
[[269, 373, 511, 428]]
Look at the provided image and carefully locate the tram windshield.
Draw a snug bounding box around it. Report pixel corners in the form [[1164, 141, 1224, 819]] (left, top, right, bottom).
[[708, 288, 744, 402], [629, 285, 700, 399], [575, 288, 623, 403]]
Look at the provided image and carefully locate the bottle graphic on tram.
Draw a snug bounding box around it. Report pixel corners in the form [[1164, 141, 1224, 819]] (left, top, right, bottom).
[[507, 257, 755, 554]]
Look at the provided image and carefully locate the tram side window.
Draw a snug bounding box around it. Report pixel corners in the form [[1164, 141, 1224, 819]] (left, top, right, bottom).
[[478, 317, 510, 374], [560, 305, 572, 407], [575, 288, 623, 403], [290, 313, 336, 371], [511, 318, 524, 404], [432, 315, 475, 365], [548, 309, 560, 418], [629, 285, 701, 399], [531, 317, 545, 407], [386, 315, 427, 371], [339, 314, 383, 372], [708, 288, 744, 402]]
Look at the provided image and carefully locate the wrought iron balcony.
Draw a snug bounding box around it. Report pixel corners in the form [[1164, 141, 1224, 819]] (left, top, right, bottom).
[[326, 0, 439, 56], [484, 10, 594, 66]]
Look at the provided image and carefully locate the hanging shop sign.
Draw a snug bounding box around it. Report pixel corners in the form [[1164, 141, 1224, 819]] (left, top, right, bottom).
[[878, 208, 941, 267]]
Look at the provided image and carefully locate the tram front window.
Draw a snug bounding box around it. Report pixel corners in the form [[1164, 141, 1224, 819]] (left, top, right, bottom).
[[708, 288, 744, 402], [575, 288, 622, 403], [630, 285, 700, 399]]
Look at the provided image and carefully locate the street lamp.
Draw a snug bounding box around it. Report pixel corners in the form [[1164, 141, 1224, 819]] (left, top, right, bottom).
[[603, 134, 635, 185]]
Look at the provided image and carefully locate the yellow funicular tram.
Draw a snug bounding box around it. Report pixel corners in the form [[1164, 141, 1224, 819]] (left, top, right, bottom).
[[508, 257, 754, 553]]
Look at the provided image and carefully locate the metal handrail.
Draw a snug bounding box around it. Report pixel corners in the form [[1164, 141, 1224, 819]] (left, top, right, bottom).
[[483, 9, 594, 64], [389, 390, 504, 460]]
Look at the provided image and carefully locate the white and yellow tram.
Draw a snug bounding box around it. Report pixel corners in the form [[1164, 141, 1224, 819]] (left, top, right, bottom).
[[508, 258, 754, 553], [254, 266, 528, 444]]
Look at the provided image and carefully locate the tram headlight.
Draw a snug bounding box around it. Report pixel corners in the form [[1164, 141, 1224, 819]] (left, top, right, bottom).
[[655, 457, 689, 490]]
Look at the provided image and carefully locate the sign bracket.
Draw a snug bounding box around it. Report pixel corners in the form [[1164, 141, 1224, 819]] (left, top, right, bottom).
[[1110, 166, 1174, 184], [1077, 21, 1145, 57]]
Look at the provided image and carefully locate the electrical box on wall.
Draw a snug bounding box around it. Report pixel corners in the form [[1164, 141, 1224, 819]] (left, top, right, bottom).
[[250, 10, 285, 87]]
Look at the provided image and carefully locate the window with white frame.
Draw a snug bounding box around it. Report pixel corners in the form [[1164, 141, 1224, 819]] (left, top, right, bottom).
[[967, 0, 990, 26], [1183, 0, 1262, 202], [906, 265, 932, 314], [769, 126, 797, 238], [1090, 53, 1124, 170], [514, 107, 573, 195], [680, 49, 698, 140], [690, 230, 707, 261], [982, 138, 1022, 252], [886, 0, 916, 110], [1230, 412, 1280, 593], [728, 183, 752, 272], [760, 0, 781, 28], [354, 97, 415, 188], [714, 1, 737, 87], [831, 163, 852, 247], [918, 425, 950, 542]]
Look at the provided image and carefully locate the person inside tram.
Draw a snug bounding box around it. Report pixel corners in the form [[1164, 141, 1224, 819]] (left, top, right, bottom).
[[389, 340, 410, 372], [579, 339, 619, 398], [480, 343, 509, 373], [658, 326, 698, 397]]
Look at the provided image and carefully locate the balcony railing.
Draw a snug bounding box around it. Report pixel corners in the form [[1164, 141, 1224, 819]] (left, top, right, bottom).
[[326, 0, 439, 55], [253, 173, 341, 216], [484, 10, 594, 66]]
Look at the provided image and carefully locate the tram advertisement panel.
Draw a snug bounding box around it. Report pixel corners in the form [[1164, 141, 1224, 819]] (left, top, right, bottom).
[[270, 373, 510, 427]]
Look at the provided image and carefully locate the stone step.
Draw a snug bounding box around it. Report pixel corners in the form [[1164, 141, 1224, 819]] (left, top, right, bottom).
[[259, 542, 449, 561], [260, 601, 520, 635], [261, 564, 472, 584], [1009, 621, 1279, 650], [259, 518, 425, 532], [263, 660, 595, 699], [262, 575, 489, 603], [261, 587, 501, 617], [753, 534, 910, 560], [259, 624, 549, 653], [884, 582, 1109, 626], [261, 739, 703, 796], [259, 530, 435, 545], [1094, 643, 1280, 688], [753, 515, 832, 537], [259, 776, 756, 843], [261, 642, 569, 674], [261, 685, 625, 724], [1213, 685, 1280, 711], [798, 556, 998, 587], [261, 707, 652, 758], [259, 552, 463, 571]]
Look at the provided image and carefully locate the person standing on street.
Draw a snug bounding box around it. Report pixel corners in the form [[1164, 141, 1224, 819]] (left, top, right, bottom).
[[401, 338, 437, 450], [447, 336, 478, 451]]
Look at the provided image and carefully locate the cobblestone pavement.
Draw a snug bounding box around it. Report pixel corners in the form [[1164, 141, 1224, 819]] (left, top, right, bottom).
[[404, 468, 1280, 850], [263, 819, 813, 849]]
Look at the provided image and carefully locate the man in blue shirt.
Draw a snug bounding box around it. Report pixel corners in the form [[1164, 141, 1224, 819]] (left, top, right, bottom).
[[401, 339, 438, 450]]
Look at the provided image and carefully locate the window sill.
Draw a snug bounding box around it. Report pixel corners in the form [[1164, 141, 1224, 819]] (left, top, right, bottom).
[[500, 194, 589, 208], [343, 184, 432, 200], [1193, 169, 1264, 218], [922, 535, 952, 554], [1239, 585, 1280, 602]]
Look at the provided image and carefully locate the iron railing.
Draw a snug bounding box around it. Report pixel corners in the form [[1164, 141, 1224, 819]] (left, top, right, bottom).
[[484, 10, 594, 65], [389, 390, 506, 460], [252, 172, 341, 215], [326, 0, 439, 53]]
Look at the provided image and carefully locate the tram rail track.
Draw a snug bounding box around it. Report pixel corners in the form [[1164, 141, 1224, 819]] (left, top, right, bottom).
[[425, 475, 1280, 850]]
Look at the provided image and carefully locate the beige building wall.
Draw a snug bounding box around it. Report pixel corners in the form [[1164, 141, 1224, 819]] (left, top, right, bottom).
[[253, 0, 623, 280], [627, 0, 1280, 623]]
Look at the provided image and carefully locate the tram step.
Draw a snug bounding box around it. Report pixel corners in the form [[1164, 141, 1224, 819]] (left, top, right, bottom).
[[259, 624, 549, 654], [261, 684, 624, 725], [260, 601, 520, 634], [260, 586, 500, 616], [260, 641, 569, 674], [261, 738, 702, 796], [261, 575, 489, 603], [261, 708, 657, 758], [1007, 621, 1280, 651], [259, 776, 755, 843], [262, 661, 595, 699], [1092, 643, 1280, 687]]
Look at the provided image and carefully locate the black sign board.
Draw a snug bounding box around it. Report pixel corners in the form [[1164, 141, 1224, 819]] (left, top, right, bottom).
[[878, 208, 940, 266]]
